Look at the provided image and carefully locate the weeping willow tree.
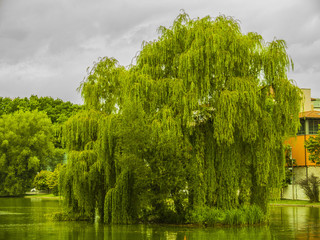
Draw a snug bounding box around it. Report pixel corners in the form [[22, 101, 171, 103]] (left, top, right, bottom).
[[60, 12, 301, 223]]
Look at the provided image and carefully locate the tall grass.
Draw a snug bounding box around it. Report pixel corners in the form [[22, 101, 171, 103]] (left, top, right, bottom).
[[187, 205, 267, 226]]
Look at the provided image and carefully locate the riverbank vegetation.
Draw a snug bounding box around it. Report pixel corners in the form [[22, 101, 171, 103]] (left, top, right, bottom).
[[57, 12, 301, 225], [187, 205, 266, 226]]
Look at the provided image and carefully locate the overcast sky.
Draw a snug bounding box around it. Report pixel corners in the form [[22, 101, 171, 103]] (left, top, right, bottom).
[[0, 0, 319, 104]]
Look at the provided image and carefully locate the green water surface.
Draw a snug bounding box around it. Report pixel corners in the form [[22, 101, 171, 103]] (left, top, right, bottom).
[[0, 198, 319, 239]]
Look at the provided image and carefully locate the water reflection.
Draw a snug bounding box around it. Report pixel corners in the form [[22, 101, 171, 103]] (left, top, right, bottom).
[[24, 222, 272, 240], [1, 198, 320, 239], [270, 206, 320, 239]]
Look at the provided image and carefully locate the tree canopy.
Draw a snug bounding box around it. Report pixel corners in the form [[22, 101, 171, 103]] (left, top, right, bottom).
[[0, 95, 83, 171], [60, 12, 301, 223], [0, 110, 54, 196], [0, 95, 83, 124]]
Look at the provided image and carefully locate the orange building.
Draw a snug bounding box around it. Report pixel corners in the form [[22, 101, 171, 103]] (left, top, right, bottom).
[[287, 111, 320, 167], [287, 88, 320, 169], [283, 89, 320, 200]]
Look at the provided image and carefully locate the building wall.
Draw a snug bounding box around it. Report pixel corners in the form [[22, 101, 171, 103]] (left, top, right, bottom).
[[286, 135, 317, 166], [282, 88, 320, 200], [282, 184, 308, 200], [301, 88, 312, 112], [312, 99, 320, 110], [282, 166, 320, 200], [294, 166, 320, 182]]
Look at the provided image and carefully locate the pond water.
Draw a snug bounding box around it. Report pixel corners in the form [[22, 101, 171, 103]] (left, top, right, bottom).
[[0, 198, 320, 240]]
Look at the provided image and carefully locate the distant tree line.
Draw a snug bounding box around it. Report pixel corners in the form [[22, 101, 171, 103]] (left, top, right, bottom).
[[0, 95, 83, 124], [0, 95, 82, 196]]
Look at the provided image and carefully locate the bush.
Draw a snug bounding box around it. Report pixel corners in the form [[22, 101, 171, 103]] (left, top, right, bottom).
[[33, 170, 53, 192], [33, 164, 65, 195], [224, 208, 246, 225], [298, 174, 320, 202], [242, 205, 266, 225], [186, 205, 266, 226]]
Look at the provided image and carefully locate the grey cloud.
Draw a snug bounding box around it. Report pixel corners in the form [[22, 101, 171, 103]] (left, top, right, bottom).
[[0, 0, 167, 63], [0, 0, 319, 102]]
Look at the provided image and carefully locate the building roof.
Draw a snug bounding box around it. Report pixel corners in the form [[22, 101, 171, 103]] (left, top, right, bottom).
[[299, 111, 320, 119]]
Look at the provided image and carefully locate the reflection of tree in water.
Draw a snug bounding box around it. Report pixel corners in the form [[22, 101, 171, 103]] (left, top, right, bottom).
[[58, 223, 272, 240], [308, 206, 320, 221], [6, 199, 320, 239], [103, 225, 271, 240]]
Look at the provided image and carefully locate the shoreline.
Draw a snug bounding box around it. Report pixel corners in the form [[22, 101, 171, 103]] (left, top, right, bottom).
[[24, 193, 63, 200], [269, 203, 320, 208], [269, 199, 320, 208], [4, 195, 320, 206]]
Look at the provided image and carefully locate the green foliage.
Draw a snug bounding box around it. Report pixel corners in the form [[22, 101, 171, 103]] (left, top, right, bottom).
[[33, 170, 53, 191], [52, 211, 90, 221], [187, 205, 266, 225], [306, 133, 320, 164], [104, 170, 136, 224], [59, 12, 301, 224], [298, 174, 320, 202], [0, 110, 54, 196], [47, 148, 65, 171], [0, 96, 82, 171], [0, 95, 82, 124], [47, 163, 65, 195], [59, 110, 105, 220], [282, 144, 296, 187]]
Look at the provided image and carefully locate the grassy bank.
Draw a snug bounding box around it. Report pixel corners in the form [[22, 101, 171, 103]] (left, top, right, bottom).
[[269, 199, 320, 207], [24, 193, 63, 200]]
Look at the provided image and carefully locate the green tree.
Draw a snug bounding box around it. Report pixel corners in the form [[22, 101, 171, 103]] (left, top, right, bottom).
[[60, 12, 301, 223], [48, 163, 65, 195], [32, 164, 65, 195], [0, 110, 54, 196], [0, 96, 82, 171], [33, 170, 53, 192]]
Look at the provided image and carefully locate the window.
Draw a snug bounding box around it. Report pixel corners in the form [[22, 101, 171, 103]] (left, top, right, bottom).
[[309, 119, 320, 134]]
